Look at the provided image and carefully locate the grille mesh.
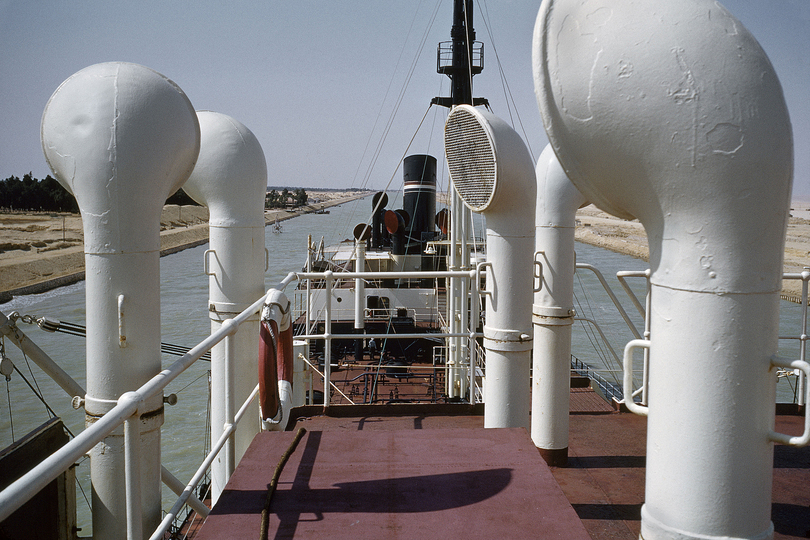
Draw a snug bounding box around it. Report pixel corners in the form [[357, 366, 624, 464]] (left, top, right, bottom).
[[445, 108, 496, 211]]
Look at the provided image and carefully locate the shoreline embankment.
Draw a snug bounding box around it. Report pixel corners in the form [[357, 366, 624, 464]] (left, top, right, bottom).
[[574, 204, 810, 303], [2, 194, 807, 304], [0, 191, 371, 303]]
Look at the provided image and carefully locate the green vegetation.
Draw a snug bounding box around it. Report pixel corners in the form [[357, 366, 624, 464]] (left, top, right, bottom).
[[0, 173, 199, 212], [265, 187, 307, 209], [0, 173, 78, 212]]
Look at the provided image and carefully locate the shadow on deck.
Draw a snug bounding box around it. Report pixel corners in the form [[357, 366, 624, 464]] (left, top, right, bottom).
[[195, 389, 810, 539]]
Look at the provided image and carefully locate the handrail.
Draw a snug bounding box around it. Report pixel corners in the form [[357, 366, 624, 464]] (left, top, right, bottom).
[[615, 270, 649, 320], [0, 274, 298, 528], [298, 355, 356, 405], [781, 270, 809, 406], [572, 316, 623, 381], [575, 263, 642, 339], [298, 268, 480, 407], [570, 357, 625, 403], [150, 384, 261, 540]]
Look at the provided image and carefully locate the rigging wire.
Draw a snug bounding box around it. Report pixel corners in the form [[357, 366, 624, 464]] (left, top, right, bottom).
[[5, 377, 13, 442], [25, 316, 211, 361], [572, 272, 623, 386], [331, 0, 444, 246], [2, 331, 93, 511], [17, 338, 46, 412], [174, 370, 210, 395], [475, 0, 537, 161], [341, 102, 438, 263], [359, 0, 442, 192], [349, 0, 435, 191], [9, 361, 77, 438]]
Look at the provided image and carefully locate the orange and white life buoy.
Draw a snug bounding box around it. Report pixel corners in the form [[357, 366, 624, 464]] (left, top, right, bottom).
[[258, 318, 280, 422], [259, 293, 294, 431]]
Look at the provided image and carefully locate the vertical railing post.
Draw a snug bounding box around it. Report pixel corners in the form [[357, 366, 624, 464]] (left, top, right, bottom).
[[123, 403, 143, 540], [224, 331, 235, 481], [460, 207, 471, 398], [470, 269, 479, 402], [642, 270, 652, 406], [797, 267, 810, 407], [307, 235, 313, 335], [324, 272, 333, 407]]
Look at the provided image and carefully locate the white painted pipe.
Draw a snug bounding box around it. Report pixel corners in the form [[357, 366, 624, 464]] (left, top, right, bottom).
[[41, 62, 200, 540], [354, 239, 365, 330], [292, 339, 309, 407], [183, 111, 267, 503], [532, 144, 587, 466], [534, 1, 793, 538], [445, 105, 536, 430]]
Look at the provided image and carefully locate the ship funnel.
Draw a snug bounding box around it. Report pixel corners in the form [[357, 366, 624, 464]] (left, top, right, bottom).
[[445, 104, 535, 430], [534, 0, 793, 538], [41, 62, 200, 539], [182, 111, 267, 502], [403, 154, 437, 246]]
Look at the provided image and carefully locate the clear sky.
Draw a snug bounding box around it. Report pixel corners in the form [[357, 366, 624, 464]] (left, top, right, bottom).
[[1, 0, 808, 199]]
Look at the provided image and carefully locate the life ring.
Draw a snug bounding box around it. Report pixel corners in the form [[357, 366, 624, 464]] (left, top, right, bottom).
[[258, 318, 280, 422], [259, 312, 294, 429]]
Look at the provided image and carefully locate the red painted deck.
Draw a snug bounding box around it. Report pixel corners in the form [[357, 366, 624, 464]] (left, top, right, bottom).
[[195, 389, 810, 539], [197, 423, 590, 539]]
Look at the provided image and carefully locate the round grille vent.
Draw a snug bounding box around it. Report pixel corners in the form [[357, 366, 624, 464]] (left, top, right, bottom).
[[444, 106, 497, 212]]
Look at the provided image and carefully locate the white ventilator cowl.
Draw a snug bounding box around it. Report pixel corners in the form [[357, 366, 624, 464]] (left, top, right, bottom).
[[183, 111, 267, 503], [42, 62, 200, 253], [534, 1, 792, 539], [445, 105, 536, 430], [41, 62, 200, 540]]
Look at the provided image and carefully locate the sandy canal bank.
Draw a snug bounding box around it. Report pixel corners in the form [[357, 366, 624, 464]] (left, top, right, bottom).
[[0, 190, 370, 302], [575, 202, 810, 302], [2, 192, 808, 304]]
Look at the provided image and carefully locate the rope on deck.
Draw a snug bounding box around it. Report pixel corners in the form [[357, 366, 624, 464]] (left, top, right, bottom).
[[259, 427, 308, 540]]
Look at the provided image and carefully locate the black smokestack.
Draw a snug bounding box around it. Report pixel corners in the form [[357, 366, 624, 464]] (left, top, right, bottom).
[[403, 155, 437, 246]]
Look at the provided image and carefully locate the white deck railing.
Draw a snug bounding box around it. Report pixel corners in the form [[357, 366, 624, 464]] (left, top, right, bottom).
[[0, 268, 484, 539]]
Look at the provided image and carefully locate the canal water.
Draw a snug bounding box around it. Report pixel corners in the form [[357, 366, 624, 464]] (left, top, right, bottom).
[[1, 194, 806, 533]]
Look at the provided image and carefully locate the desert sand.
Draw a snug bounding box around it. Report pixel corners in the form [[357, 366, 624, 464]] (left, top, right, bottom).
[[0, 190, 369, 302], [574, 202, 810, 302], [2, 193, 808, 303]]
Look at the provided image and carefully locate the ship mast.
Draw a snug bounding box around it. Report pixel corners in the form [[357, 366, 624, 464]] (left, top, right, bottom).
[[432, 0, 488, 109], [435, 0, 487, 401]]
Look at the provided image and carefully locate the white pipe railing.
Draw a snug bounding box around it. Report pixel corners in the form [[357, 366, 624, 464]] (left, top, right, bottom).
[[608, 270, 810, 407], [149, 384, 260, 540], [297, 268, 482, 407], [2, 263, 806, 535], [575, 263, 642, 340], [160, 466, 209, 518], [780, 270, 810, 406], [0, 275, 295, 530], [615, 270, 651, 405]]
